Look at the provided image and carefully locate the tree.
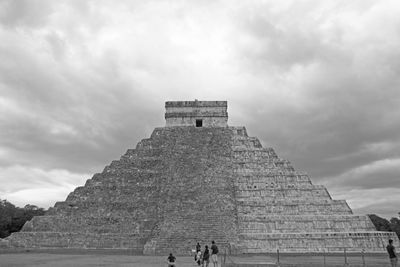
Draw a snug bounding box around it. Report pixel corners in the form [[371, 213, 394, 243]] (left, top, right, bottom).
[[0, 199, 46, 238], [389, 217, 400, 239], [368, 214, 392, 232], [369, 213, 400, 239]]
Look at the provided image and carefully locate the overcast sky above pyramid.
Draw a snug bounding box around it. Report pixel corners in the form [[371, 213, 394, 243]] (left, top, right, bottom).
[[0, 0, 399, 219]]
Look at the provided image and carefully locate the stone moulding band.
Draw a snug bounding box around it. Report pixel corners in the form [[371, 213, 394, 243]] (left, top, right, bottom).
[[165, 101, 227, 107], [165, 113, 228, 118]]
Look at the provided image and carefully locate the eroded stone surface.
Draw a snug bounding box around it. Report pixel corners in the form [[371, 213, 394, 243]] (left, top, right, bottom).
[[4, 101, 399, 254]]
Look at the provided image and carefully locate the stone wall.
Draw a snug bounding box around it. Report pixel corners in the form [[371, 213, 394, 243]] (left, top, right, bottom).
[[165, 100, 228, 127]]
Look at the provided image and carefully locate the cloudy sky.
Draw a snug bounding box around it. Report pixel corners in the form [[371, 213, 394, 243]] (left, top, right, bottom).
[[0, 0, 399, 219]]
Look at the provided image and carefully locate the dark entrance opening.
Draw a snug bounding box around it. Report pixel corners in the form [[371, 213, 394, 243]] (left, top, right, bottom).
[[196, 119, 203, 127]]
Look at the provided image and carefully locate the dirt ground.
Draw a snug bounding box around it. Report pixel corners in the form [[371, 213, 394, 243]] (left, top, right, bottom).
[[0, 251, 393, 267]]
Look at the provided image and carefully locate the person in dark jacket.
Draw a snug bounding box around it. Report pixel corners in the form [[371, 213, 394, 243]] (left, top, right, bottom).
[[202, 245, 210, 267], [387, 239, 398, 267], [166, 253, 176, 267], [196, 242, 201, 253], [210, 240, 219, 267]]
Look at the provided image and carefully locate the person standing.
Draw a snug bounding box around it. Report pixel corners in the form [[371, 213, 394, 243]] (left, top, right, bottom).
[[195, 242, 201, 264], [387, 239, 398, 267], [196, 250, 202, 266], [210, 240, 219, 267], [195, 242, 201, 261], [202, 245, 210, 267], [196, 242, 201, 253]]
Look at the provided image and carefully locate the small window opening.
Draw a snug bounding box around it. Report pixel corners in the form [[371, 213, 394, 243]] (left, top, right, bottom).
[[196, 119, 203, 127]]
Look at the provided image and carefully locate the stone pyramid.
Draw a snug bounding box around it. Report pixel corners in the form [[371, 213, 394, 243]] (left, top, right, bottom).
[[5, 100, 398, 254]]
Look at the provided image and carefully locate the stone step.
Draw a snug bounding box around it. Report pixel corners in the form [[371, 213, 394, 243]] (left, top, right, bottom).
[[238, 214, 374, 222], [237, 202, 351, 215], [232, 148, 278, 159], [237, 216, 376, 233], [235, 183, 315, 190], [234, 164, 295, 172], [236, 172, 310, 179], [232, 137, 263, 149], [236, 197, 331, 203], [6, 232, 145, 249], [237, 231, 397, 253], [21, 215, 157, 233], [236, 191, 329, 197], [233, 159, 293, 168], [234, 171, 307, 177], [237, 199, 348, 206], [236, 190, 329, 198]]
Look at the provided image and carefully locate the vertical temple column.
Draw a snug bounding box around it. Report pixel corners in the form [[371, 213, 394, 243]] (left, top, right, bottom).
[[165, 100, 228, 127]]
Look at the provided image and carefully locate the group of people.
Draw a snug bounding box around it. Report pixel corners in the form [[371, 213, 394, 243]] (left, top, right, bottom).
[[194, 240, 219, 267], [165, 240, 219, 267]]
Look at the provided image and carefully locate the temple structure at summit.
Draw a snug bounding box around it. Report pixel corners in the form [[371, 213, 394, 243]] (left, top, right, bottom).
[[3, 100, 398, 254]]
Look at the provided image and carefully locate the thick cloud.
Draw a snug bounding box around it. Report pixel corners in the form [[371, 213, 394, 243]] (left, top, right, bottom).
[[0, 0, 399, 218], [0, 0, 55, 28]]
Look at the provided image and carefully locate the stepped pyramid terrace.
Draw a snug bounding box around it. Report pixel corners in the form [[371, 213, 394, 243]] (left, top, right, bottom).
[[2, 100, 399, 254]]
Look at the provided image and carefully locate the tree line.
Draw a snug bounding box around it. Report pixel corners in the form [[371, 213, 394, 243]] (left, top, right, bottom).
[[369, 213, 400, 238], [0, 199, 46, 238]]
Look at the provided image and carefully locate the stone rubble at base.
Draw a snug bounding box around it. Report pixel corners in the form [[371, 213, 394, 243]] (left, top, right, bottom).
[[4, 100, 399, 254]]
